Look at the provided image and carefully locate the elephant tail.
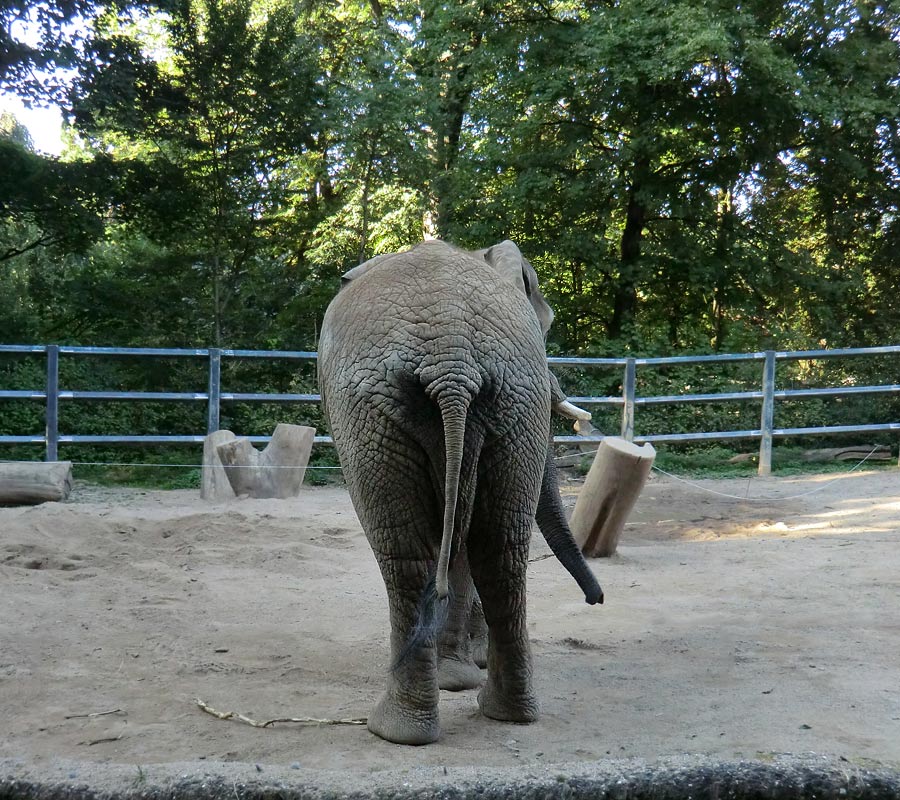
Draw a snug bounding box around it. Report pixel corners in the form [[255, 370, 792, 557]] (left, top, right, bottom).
[[435, 393, 470, 600], [391, 386, 472, 671], [391, 570, 451, 672]]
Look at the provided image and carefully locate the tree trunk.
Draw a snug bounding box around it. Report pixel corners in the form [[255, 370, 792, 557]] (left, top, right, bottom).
[[211, 252, 223, 348], [358, 145, 375, 264], [429, 27, 483, 238], [711, 187, 733, 351], [570, 437, 656, 557], [216, 423, 315, 499], [609, 177, 646, 339], [0, 461, 73, 505], [201, 429, 238, 501]]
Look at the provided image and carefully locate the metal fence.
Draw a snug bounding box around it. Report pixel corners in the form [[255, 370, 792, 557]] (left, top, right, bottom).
[[1, 343, 899, 475]]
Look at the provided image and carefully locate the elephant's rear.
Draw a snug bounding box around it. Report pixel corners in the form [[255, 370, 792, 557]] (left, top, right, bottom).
[[317, 240, 554, 745], [318, 241, 550, 534]]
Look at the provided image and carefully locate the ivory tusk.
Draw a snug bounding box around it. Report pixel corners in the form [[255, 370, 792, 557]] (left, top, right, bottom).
[[555, 400, 592, 421]]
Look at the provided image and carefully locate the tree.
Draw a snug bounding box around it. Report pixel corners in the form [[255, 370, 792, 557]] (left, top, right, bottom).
[[0, 0, 169, 100], [69, 0, 323, 346]]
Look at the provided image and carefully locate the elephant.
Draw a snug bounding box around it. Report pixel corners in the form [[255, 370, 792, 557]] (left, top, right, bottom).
[[318, 239, 602, 745], [435, 435, 600, 691]]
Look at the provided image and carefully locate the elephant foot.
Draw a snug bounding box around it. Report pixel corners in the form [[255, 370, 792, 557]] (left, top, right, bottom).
[[437, 655, 483, 691], [367, 689, 440, 745], [477, 680, 539, 723]]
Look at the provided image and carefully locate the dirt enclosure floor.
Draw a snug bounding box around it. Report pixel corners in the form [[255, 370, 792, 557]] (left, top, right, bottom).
[[1, 467, 899, 796]]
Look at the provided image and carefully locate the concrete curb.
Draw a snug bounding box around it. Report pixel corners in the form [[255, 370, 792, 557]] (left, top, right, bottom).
[[3, 755, 900, 800]]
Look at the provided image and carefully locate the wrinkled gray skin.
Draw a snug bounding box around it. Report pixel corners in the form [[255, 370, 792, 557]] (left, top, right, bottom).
[[318, 240, 601, 745], [436, 441, 602, 691]]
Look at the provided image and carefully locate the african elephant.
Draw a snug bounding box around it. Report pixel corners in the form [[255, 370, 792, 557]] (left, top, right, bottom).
[[436, 436, 601, 691], [318, 239, 601, 745]]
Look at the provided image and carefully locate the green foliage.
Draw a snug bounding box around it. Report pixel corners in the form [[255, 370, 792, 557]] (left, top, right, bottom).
[[651, 444, 897, 479], [1, 0, 898, 482]]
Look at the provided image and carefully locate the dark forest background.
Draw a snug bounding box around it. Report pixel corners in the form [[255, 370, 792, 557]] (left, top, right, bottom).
[[2, 0, 899, 473]]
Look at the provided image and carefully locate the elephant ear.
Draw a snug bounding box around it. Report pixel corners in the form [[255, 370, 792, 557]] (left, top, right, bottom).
[[477, 240, 555, 337], [340, 253, 394, 287]]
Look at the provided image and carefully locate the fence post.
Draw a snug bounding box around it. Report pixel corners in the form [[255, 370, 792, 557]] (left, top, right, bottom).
[[758, 350, 776, 476], [621, 357, 636, 441], [207, 348, 221, 434], [45, 344, 59, 462]]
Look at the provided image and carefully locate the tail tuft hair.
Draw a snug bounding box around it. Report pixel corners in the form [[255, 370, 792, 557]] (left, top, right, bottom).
[[391, 572, 452, 673]]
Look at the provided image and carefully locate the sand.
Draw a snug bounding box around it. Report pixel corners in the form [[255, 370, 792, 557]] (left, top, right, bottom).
[[1, 467, 898, 794]]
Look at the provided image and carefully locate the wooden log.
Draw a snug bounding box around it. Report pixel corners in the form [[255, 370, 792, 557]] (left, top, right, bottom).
[[800, 445, 892, 463], [215, 437, 260, 498], [570, 437, 656, 558], [216, 423, 315, 499], [201, 430, 237, 501], [0, 461, 73, 505]]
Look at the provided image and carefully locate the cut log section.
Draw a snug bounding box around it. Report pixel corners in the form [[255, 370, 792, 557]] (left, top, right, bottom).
[[201, 430, 238, 501], [570, 437, 656, 558], [801, 445, 892, 463], [0, 461, 74, 505], [216, 423, 315, 499]]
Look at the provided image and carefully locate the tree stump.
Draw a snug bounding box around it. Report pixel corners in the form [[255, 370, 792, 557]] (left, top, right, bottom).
[[570, 437, 656, 557], [201, 430, 238, 501], [216, 423, 315, 499], [0, 461, 74, 505]]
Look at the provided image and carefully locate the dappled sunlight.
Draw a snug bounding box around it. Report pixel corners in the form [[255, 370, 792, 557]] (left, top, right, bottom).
[[622, 469, 900, 542], [812, 505, 879, 519]]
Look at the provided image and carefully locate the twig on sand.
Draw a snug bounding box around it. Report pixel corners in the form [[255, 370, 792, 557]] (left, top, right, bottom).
[[65, 708, 125, 720], [196, 698, 367, 728], [83, 734, 124, 746]]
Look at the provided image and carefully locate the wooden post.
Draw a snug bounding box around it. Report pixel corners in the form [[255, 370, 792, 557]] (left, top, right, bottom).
[[200, 429, 237, 501], [758, 349, 776, 476], [207, 348, 222, 434], [216, 423, 315, 499], [0, 461, 73, 505], [621, 357, 636, 441], [45, 344, 59, 462], [570, 436, 656, 557]]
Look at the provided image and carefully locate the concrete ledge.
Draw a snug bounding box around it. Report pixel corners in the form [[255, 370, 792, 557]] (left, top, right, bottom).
[[3, 755, 900, 800]]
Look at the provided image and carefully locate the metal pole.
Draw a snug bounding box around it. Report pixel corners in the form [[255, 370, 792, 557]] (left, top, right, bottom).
[[45, 344, 59, 461], [758, 350, 776, 476], [207, 348, 221, 434], [621, 357, 636, 441]]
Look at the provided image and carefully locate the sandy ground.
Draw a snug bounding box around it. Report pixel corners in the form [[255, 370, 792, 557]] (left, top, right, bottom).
[[1, 466, 899, 792]]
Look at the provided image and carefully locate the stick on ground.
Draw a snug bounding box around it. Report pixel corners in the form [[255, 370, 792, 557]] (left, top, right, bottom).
[[196, 698, 367, 728], [65, 708, 125, 719]]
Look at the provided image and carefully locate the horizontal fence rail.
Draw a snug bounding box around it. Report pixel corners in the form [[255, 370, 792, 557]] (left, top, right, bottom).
[[1, 343, 898, 475]]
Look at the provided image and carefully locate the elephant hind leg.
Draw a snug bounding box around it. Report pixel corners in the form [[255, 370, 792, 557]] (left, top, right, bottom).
[[436, 546, 483, 691], [368, 553, 442, 745], [468, 594, 489, 669], [343, 446, 446, 742], [467, 498, 539, 723]]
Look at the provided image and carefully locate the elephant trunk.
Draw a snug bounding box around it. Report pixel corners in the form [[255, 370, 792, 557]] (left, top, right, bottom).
[[536, 443, 604, 605]]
